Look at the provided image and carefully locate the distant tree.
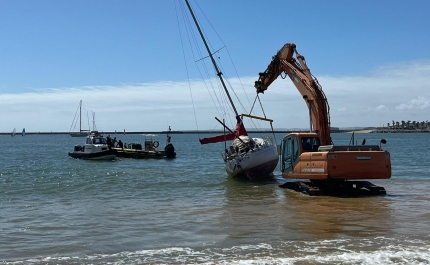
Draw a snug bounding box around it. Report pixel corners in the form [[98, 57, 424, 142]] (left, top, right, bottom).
[[386, 120, 430, 131]]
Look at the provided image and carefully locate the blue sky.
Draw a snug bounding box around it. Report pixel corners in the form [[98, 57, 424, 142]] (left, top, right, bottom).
[[1, 0, 429, 132]]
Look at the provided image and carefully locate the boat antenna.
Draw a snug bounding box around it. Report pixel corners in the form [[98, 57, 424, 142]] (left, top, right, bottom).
[[184, 0, 239, 117]]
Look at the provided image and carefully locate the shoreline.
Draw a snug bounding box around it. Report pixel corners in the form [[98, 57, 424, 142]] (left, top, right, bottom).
[[2, 129, 430, 135]]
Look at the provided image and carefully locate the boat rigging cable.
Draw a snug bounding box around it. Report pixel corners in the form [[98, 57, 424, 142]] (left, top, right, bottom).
[[69, 104, 80, 133], [175, 0, 275, 135], [175, 0, 233, 131], [248, 94, 277, 143], [174, 1, 200, 133], [183, 0, 253, 112]]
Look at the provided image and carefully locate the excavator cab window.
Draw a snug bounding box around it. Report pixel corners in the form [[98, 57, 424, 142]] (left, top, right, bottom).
[[292, 137, 299, 161], [301, 137, 320, 152], [281, 135, 299, 173], [281, 137, 291, 172]]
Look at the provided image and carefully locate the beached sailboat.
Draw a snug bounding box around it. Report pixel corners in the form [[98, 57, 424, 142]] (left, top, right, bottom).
[[184, 0, 278, 179], [69, 100, 89, 137]]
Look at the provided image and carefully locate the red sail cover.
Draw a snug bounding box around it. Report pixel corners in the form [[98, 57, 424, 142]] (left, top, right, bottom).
[[199, 121, 248, 145]]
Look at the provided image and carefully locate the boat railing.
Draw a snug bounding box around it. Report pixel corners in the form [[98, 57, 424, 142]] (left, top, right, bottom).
[[264, 135, 276, 146], [221, 145, 238, 161]]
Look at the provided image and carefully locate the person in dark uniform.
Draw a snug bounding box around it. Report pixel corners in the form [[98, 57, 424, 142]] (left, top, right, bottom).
[[106, 135, 112, 150], [117, 140, 124, 150]]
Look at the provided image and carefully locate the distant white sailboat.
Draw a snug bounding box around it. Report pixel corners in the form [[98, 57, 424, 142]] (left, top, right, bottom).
[[11, 128, 16, 137], [70, 100, 89, 137], [22, 128, 25, 136]]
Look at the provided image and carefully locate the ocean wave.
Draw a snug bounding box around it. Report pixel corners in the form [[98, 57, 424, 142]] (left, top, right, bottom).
[[5, 238, 430, 265]]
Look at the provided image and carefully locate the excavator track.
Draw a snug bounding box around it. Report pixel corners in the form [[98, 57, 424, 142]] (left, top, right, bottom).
[[279, 180, 386, 197]]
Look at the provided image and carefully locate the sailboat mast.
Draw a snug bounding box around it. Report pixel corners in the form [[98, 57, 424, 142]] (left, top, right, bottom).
[[184, 0, 239, 117], [79, 100, 82, 132], [92, 112, 96, 131]]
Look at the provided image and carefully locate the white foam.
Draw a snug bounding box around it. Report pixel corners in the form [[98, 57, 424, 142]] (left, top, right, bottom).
[[6, 238, 430, 265]]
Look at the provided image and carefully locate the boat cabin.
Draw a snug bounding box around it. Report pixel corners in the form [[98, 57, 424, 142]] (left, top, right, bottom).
[[82, 131, 108, 145], [143, 134, 160, 151], [86, 136, 108, 145]]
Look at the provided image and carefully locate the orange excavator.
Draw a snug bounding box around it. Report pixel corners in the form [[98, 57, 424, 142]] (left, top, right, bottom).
[[255, 43, 391, 196]]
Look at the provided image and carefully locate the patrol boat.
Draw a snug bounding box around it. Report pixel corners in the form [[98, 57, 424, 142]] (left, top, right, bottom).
[[68, 131, 117, 160]]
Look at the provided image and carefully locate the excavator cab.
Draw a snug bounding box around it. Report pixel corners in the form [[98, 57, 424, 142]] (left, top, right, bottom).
[[281, 134, 299, 173], [281, 133, 321, 173]]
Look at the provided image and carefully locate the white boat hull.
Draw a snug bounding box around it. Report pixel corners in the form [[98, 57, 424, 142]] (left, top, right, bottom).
[[70, 132, 88, 137], [224, 144, 278, 179], [86, 154, 116, 160], [68, 149, 117, 160]]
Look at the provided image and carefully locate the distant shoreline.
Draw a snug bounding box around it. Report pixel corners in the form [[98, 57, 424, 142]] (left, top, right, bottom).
[[1, 130, 312, 135], [2, 129, 430, 135]]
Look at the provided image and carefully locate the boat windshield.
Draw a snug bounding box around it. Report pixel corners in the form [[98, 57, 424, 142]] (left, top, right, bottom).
[[92, 137, 107, 145]]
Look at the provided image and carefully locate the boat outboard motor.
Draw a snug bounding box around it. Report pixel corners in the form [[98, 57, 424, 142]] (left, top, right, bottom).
[[74, 145, 82, 152], [165, 143, 176, 158]]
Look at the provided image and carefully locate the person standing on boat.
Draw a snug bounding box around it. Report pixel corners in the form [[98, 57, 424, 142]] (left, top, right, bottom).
[[106, 135, 112, 149], [112, 137, 117, 147], [117, 140, 124, 150]]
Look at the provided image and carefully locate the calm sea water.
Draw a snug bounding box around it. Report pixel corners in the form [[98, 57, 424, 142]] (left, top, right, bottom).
[[1, 132, 430, 264]]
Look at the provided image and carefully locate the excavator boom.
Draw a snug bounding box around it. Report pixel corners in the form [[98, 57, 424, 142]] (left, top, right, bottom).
[[255, 43, 332, 145]]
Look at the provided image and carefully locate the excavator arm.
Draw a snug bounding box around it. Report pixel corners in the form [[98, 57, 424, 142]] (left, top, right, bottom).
[[254, 43, 332, 145]]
